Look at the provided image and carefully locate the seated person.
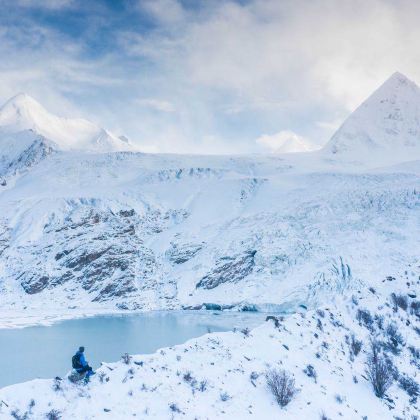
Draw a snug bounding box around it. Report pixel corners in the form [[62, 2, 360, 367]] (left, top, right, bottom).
[[72, 346, 95, 379]]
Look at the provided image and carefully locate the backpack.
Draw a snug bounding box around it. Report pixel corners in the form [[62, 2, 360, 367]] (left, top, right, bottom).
[[72, 353, 82, 369]]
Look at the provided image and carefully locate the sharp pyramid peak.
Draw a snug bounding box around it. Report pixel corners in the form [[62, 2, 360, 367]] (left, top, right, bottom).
[[388, 71, 410, 81], [323, 71, 420, 164], [377, 71, 419, 92]]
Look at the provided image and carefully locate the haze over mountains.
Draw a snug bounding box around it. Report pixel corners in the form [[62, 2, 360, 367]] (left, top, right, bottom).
[[0, 72, 418, 325]]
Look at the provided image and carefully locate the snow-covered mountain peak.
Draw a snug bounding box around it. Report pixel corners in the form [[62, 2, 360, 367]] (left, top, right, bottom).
[[256, 130, 319, 154], [0, 92, 46, 127], [324, 71, 420, 165], [0, 93, 135, 153], [384, 71, 416, 88]]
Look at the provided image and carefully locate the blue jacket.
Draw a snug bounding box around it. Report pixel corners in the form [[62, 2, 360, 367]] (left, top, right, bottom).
[[76, 351, 87, 368]]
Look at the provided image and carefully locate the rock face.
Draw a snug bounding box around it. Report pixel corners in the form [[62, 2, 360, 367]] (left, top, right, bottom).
[[12, 205, 180, 303], [166, 242, 204, 265], [196, 250, 257, 289]]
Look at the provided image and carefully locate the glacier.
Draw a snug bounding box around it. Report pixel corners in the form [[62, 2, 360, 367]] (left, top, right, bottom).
[[0, 72, 418, 327]]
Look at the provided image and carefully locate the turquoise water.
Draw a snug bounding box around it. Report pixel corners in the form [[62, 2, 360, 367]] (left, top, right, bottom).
[[0, 311, 267, 388]]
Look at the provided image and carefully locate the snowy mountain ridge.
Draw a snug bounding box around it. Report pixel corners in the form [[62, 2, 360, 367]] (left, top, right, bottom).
[[0, 93, 134, 156], [0, 73, 418, 326], [323, 72, 420, 164]]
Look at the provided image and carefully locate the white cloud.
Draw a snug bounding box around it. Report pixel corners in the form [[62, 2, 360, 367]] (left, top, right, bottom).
[[17, 0, 74, 9], [135, 98, 176, 113], [3, 0, 420, 154], [124, 0, 420, 112], [137, 0, 186, 24], [256, 130, 319, 153], [316, 119, 343, 132]]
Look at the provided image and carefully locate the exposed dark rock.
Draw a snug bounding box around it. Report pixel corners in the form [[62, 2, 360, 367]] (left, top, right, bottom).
[[55, 250, 72, 261], [166, 242, 204, 264], [119, 209, 135, 217], [93, 277, 137, 302], [240, 304, 258, 312], [66, 247, 113, 271], [21, 275, 50, 294], [266, 315, 283, 328], [3, 137, 55, 178], [17, 206, 165, 301], [196, 250, 257, 289]]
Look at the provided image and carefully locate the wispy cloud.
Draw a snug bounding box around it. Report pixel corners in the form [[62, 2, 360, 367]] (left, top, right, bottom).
[[16, 0, 75, 10], [135, 98, 176, 113], [1, 0, 420, 153]]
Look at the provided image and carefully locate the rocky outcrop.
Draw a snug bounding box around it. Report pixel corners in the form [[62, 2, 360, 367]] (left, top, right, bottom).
[[13, 204, 176, 302], [165, 242, 204, 264], [196, 250, 257, 289], [1, 135, 56, 178]]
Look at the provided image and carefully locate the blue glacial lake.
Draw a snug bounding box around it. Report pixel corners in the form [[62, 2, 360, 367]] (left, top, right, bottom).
[[0, 310, 268, 388]]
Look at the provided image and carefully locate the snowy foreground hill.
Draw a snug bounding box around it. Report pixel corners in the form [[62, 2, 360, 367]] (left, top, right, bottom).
[[0, 274, 419, 419]]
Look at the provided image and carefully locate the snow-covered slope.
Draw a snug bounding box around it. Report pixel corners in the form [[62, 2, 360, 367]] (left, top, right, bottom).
[[0, 74, 418, 326], [323, 72, 420, 165], [1, 273, 418, 419], [0, 150, 418, 326]]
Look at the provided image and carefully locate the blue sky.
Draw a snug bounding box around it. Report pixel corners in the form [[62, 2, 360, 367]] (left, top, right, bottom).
[[1, 0, 419, 153]]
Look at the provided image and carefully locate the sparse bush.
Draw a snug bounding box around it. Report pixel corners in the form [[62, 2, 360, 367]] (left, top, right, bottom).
[[241, 327, 251, 337], [398, 375, 419, 400], [408, 345, 420, 367], [320, 412, 330, 420], [356, 309, 374, 330], [350, 335, 363, 357], [10, 410, 28, 420], [169, 403, 181, 413], [375, 314, 385, 330], [384, 322, 405, 355], [52, 377, 62, 392], [46, 409, 61, 420], [250, 371, 259, 387], [98, 372, 107, 383], [198, 380, 208, 392], [220, 392, 231, 402], [316, 309, 325, 318], [303, 364, 317, 382], [316, 319, 323, 331], [183, 371, 194, 383], [365, 340, 394, 398], [121, 353, 132, 365], [410, 300, 420, 317], [265, 368, 298, 408], [335, 394, 344, 404], [28, 400, 35, 412], [391, 293, 408, 311]]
